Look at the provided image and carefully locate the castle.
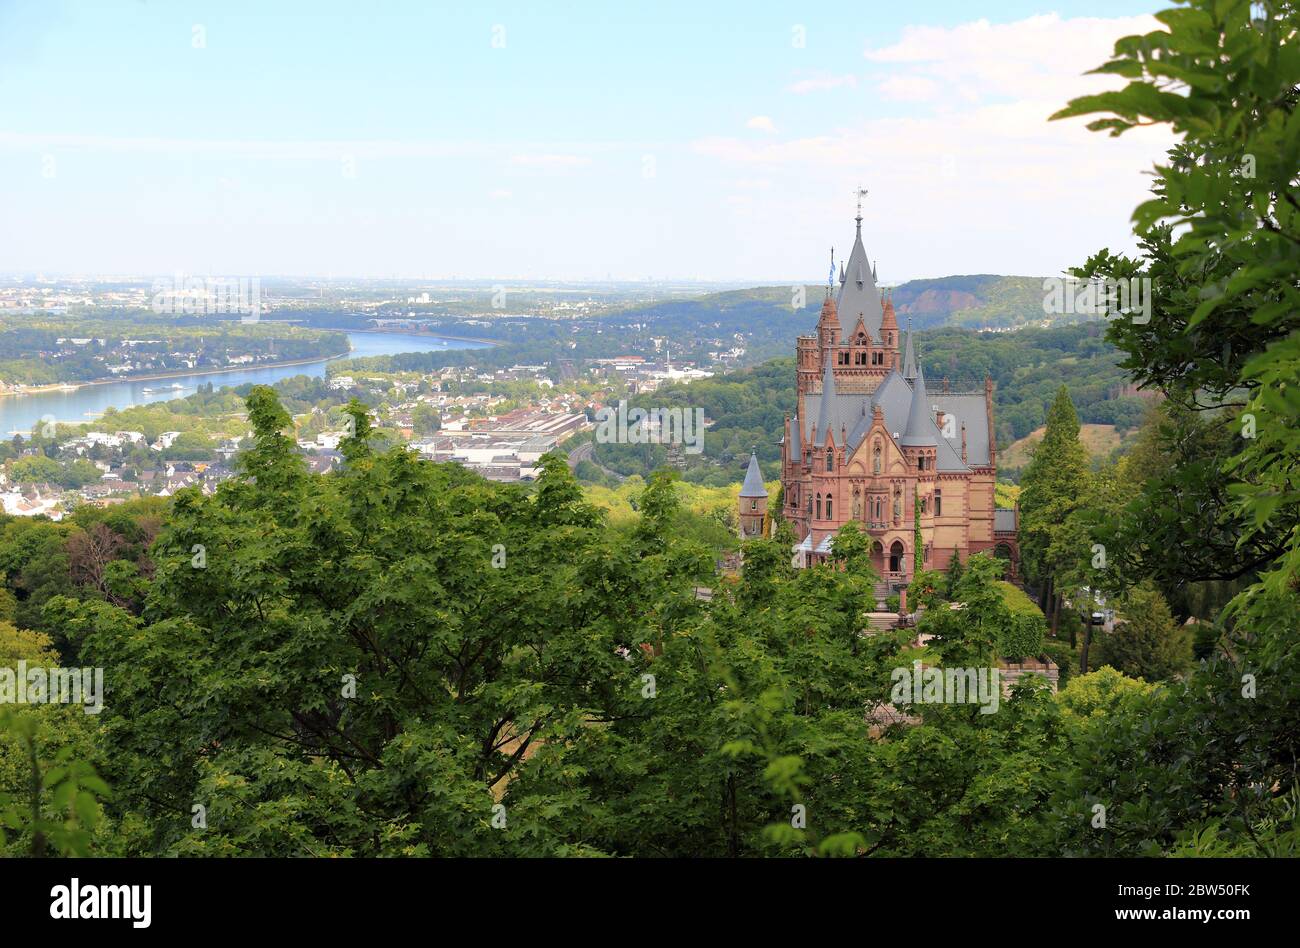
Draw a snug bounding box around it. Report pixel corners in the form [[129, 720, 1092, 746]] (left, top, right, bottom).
[[740, 208, 1019, 588]]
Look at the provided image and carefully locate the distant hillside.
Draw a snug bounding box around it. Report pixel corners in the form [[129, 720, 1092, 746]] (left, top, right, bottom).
[[890, 275, 1058, 330], [1000, 423, 1133, 473], [606, 275, 1088, 367]]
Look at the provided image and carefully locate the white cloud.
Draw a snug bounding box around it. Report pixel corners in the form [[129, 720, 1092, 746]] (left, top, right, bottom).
[[746, 115, 777, 133], [865, 13, 1158, 106], [788, 74, 858, 94], [692, 14, 1178, 279], [489, 189, 512, 200]]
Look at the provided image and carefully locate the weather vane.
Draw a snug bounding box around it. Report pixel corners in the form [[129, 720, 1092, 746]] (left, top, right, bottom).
[[828, 247, 835, 290], [856, 185, 868, 220]]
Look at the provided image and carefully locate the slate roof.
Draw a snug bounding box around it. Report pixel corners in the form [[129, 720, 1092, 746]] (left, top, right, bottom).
[[739, 451, 768, 498], [901, 364, 938, 448], [836, 219, 883, 338], [931, 392, 991, 467], [797, 363, 976, 472], [902, 320, 918, 380], [994, 508, 1018, 533], [815, 353, 837, 442]]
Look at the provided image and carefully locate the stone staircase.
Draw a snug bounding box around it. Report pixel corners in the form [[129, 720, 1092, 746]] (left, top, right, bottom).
[[865, 612, 898, 632]]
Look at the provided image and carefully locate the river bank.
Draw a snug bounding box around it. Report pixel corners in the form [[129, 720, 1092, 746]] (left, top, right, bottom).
[[0, 330, 492, 436], [0, 354, 349, 399], [0, 329, 499, 400]]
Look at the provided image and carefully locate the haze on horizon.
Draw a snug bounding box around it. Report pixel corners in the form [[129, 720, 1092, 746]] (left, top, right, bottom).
[[1, 0, 1176, 283]]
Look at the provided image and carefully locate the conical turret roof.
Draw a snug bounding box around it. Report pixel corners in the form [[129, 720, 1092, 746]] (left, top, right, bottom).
[[901, 362, 937, 447], [739, 450, 768, 497], [902, 318, 918, 380], [836, 217, 883, 337]]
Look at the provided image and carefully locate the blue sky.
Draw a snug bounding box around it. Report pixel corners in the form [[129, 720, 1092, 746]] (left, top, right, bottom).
[[1, 0, 1174, 281]]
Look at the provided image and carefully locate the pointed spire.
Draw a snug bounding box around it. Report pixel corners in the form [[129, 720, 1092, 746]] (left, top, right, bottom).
[[881, 295, 898, 333], [902, 317, 918, 380], [901, 361, 937, 447], [837, 200, 883, 336], [816, 354, 837, 444], [740, 449, 768, 498]]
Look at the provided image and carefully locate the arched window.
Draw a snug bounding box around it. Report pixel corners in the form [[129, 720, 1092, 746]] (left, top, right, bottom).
[[826, 447, 834, 472], [873, 443, 881, 474], [934, 489, 942, 516], [826, 497, 833, 519], [750, 499, 757, 511], [815, 495, 822, 519]]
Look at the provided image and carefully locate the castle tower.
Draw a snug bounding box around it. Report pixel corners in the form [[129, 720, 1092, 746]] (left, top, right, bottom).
[[816, 287, 841, 358], [738, 450, 768, 539]]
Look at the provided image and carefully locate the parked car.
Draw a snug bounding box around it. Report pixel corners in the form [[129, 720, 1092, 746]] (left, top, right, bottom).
[[1090, 612, 1106, 625]]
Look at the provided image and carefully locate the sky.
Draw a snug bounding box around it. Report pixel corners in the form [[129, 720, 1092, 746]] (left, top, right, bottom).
[[0, 0, 1178, 282]]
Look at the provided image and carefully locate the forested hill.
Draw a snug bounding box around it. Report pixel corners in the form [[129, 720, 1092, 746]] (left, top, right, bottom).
[[588, 322, 1144, 487], [889, 275, 1050, 330]]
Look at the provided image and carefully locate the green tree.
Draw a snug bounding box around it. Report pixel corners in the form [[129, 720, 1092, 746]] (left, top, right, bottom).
[[1097, 582, 1191, 682], [1018, 386, 1090, 638]]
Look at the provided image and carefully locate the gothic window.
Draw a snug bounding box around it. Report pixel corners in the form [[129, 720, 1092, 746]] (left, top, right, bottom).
[[826, 497, 833, 519], [750, 499, 757, 511], [815, 495, 822, 519], [935, 489, 942, 516], [826, 447, 834, 472], [873, 443, 881, 474]]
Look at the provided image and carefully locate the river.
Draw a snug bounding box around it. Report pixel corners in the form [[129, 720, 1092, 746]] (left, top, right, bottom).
[[0, 331, 490, 436]]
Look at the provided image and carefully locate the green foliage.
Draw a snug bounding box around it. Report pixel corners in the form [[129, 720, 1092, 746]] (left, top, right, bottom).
[[0, 623, 111, 857], [1097, 582, 1193, 681]]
